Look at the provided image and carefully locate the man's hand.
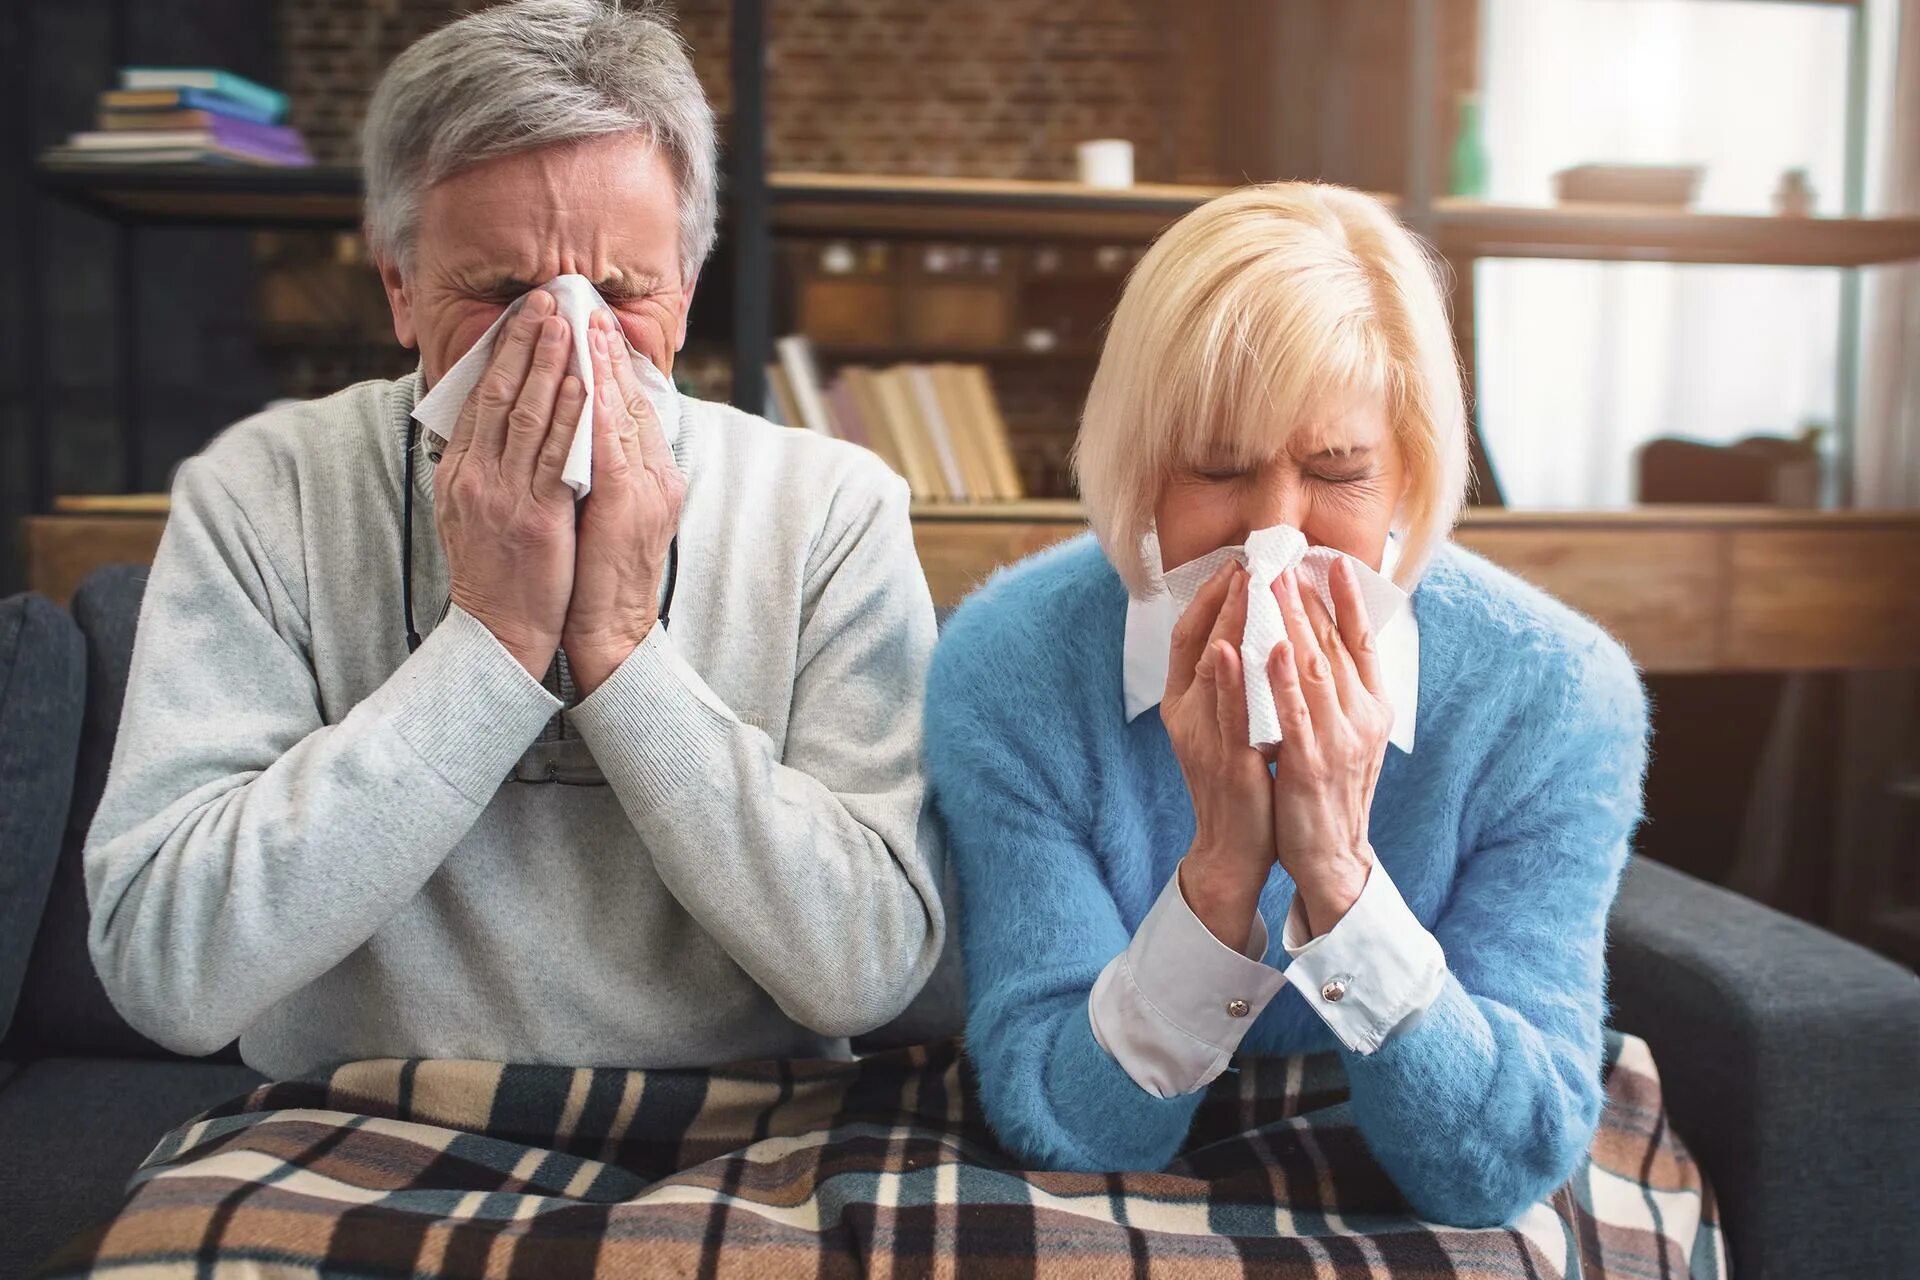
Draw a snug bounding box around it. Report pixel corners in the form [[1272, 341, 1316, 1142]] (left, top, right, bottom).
[[562, 310, 687, 695], [435, 289, 586, 678]]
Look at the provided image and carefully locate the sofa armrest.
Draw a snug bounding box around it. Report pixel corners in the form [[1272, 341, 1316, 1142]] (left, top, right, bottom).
[[1607, 857, 1920, 1280]]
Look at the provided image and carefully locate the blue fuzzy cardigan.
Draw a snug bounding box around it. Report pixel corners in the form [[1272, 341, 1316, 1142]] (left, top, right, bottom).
[[923, 534, 1650, 1228]]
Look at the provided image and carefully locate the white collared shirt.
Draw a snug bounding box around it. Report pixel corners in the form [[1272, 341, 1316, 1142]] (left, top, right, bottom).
[[1088, 542, 1446, 1098]]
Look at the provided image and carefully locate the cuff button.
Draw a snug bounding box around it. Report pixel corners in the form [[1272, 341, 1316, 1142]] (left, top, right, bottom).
[[1320, 976, 1350, 1003], [1226, 999, 1250, 1018]]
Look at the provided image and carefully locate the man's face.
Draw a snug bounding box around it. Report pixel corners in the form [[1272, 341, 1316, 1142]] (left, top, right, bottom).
[[378, 133, 696, 387]]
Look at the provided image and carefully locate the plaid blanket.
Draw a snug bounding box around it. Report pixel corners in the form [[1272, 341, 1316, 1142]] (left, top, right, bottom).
[[39, 1031, 1720, 1279]]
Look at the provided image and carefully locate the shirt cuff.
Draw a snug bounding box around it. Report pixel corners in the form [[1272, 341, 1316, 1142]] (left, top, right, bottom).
[[566, 623, 737, 809], [1088, 870, 1287, 1099], [1281, 856, 1447, 1056]]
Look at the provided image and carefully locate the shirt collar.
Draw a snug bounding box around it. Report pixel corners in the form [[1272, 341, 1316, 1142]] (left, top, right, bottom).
[[1122, 537, 1421, 754]]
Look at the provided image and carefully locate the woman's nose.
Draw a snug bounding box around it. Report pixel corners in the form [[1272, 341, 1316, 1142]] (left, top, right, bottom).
[[1238, 474, 1307, 535]]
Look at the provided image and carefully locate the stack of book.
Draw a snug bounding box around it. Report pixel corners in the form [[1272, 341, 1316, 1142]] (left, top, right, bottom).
[[43, 68, 310, 167], [767, 337, 1025, 503]]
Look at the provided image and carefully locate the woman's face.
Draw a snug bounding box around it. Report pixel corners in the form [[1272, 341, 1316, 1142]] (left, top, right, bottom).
[[1152, 391, 1404, 574]]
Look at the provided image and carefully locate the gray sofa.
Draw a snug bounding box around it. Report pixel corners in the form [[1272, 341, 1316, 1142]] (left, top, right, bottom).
[[2, 565, 1917, 1278]]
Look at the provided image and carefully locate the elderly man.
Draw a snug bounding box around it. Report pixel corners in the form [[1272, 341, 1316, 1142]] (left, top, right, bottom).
[[83, 0, 943, 1077]]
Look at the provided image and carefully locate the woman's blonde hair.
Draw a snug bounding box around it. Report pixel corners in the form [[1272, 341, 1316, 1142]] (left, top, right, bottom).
[[1073, 182, 1469, 597]]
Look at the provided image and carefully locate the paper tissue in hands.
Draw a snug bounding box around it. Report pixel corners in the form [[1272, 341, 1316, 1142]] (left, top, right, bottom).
[[411, 273, 681, 499], [1161, 525, 1416, 752]]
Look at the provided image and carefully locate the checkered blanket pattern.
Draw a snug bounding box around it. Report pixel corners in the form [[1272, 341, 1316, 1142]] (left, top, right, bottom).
[[38, 1030, 1721, 1278]]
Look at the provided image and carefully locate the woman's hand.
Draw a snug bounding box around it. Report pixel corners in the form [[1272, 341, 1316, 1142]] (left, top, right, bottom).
[[1161, 561, 1276, 952], [1265, 558, 1393, 938]]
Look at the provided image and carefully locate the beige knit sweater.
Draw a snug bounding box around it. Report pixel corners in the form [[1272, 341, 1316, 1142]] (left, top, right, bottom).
[[84, 372, 945, 1078]]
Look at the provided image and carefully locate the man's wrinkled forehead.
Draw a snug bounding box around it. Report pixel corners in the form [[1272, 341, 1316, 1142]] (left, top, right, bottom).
[[413, 137, 684, 288]]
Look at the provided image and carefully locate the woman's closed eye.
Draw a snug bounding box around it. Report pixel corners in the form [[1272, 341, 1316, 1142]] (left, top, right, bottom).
[[1193, 466, 1256, 483], [1310, 466, 1381, 487]]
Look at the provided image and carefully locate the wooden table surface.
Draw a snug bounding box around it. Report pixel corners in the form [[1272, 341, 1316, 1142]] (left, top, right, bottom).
[[25, 501, 1920, 674]]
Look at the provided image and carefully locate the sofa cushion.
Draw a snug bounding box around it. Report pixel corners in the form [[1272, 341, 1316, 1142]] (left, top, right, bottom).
[[0, 1056, 265, 1275], [0, 594, 85, 1041], [10, 566, 214, 1059]]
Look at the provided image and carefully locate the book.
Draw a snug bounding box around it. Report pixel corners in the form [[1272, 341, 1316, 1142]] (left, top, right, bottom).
[[929, 364, 1001, 501], [120, 68, 288, 122], [961, 365, 1025, 499], [763, 363, 802, 428], [843, 367, 923, 494], [906, 365, 971, 501], [879, 368, 951, 500], [99, 108, 279, 133], [69, 121, 309, 163], [41, 143, 303, 167], [821, 380, 869, 450], [774, 335, 834, 436], [100, 88, 282, 125]]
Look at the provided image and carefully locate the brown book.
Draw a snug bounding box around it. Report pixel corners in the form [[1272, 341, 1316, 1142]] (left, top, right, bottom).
[[905, 365, 970, 500], [775, 335, 834, 436], [841, 368, 911, 485], [929, 364, 998, 501], [97, 109, 229, 131], [764, 363, 802, 429], [871, 368, 945, 500], [962, 365, 1026, 500], [821, 379, 869, 449]]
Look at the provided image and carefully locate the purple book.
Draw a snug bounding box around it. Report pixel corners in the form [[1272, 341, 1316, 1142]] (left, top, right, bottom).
[[201, 116, 311, 159], [73, 117, 309, 163]]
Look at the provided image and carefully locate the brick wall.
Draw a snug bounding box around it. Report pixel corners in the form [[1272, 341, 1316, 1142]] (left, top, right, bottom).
[[265, 0, 1463, 495], [281, 0, 1175, 181]]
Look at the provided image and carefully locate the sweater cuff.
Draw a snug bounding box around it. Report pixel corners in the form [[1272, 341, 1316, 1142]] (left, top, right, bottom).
[[380, 605, 563, 805], [567, 624, 737, 809]]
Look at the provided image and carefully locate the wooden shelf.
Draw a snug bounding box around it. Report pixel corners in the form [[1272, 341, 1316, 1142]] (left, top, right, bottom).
[[36, 161, 362, 227], [1433, 199, 1920, 268], [35, 163, 1920, 269], [769, 171, 1233, 241], [51, 494, 173, 515], [31, 498, 1920, 674], [910, 499, 1085, 522], [905, 501, 1920, 673], [67, 490, 1916, 533], [815, 343, 1101, 363], [910, 497, 1920, 531], [770, 174, 1920, 268]]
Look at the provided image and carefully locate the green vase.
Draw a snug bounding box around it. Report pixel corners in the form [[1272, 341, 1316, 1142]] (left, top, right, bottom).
[[1449, 93, 1489, 199]]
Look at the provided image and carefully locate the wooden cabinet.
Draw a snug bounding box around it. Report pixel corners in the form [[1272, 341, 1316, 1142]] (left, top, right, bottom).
[[28, 501, 1920, 675]]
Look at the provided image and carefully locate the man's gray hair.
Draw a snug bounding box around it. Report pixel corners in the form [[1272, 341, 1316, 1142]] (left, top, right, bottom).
[[362, 0, 719, 283]]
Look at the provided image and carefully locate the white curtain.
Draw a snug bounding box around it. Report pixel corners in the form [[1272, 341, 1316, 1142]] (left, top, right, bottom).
[[1858, 0, 1920, 507], [1835, 0, 1919, 945], [1474, 0, 1879, 509]]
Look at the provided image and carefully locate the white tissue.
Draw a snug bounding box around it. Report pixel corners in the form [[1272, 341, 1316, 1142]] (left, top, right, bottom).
[[411, 274, 681, 499], [1161, 526, 1410, 750]]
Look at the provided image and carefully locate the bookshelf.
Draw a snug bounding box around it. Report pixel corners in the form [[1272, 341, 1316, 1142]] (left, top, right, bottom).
[[33, 162, 1920, 266], [34, 162, 362, 227], [768, 171, 1920, 269], [25, 0, 1912, 514]]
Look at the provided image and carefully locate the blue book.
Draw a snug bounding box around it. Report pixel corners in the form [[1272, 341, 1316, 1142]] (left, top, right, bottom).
[[119, 68, 288, 123]]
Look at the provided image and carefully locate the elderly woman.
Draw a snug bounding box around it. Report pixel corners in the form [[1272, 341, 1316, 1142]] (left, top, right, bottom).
[[925, 183, 1648, 1227], [85, 0, 943, 1077]]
